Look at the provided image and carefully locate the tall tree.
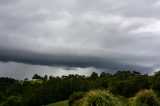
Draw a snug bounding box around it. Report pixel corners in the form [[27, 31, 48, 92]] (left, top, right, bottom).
[[90, 72, 98, 80]]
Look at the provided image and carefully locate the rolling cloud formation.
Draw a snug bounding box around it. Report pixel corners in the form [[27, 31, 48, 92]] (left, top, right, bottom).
[[0, 0, 160, 79]]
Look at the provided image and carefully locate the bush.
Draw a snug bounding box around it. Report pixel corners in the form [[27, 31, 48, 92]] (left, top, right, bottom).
[[68, 91, 85, 106], [0, 96, 22, 106], [128, 89, 160, 106], [73, 90, 124, 106]]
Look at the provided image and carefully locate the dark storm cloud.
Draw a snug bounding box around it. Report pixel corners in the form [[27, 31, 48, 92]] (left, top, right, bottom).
[[0, 0, 160, 78], [0, 48, 120, 68], [0, 47, 156, 74]]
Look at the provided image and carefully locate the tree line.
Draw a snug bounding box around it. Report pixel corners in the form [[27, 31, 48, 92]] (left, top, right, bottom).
[[0, 70, 160, 106]]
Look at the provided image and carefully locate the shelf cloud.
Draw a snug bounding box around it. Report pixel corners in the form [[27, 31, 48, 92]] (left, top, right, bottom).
[[0, 0, 160, 78]]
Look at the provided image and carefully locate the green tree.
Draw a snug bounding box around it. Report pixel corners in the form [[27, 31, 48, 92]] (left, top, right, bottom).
[[90, 72, 98, 80], [100, 72, 112, 78], [32, 74, 42, 80]]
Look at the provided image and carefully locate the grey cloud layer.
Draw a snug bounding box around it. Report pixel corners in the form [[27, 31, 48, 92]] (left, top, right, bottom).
[[0, 62, 101, 79], [0, 0, 160, 76]]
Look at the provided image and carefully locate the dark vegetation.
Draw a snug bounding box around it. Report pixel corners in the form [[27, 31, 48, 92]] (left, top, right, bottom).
[[0, 70, 160, 106], [69, 89, 160, 106]]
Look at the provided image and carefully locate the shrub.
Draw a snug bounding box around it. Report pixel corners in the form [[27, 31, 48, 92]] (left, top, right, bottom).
[[68, 91, 85, 106], [128, 89, 160, 106], [74, 90, 124, 106], [0, 96, 22, 106]]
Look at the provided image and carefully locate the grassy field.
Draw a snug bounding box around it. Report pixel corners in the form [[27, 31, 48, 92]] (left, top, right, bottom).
[[47, 100, 68, 106]]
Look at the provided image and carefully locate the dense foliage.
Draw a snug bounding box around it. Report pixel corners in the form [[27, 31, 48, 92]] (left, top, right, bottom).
[[0, 70, 160, 106], [128, 89, 160, 106], [71, 90, 124, 106], [68, 91, 85, 106]]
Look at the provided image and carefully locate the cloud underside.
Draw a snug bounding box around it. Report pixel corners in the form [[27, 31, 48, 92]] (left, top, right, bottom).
[[0, 61, 102, 79], [0, 0, 160, 78]]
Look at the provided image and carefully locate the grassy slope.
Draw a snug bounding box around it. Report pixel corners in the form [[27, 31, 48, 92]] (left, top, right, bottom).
[[47, 100, 68, 106]]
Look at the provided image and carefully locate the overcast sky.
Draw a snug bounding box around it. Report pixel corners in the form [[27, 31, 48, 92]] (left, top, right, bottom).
[[0, 0, 160, 79]]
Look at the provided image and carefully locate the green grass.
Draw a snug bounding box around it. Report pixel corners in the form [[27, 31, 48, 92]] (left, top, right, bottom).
[[73, 90, 126, 106], [128, 89, 160, 106], [47, 100, 68, 106]]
